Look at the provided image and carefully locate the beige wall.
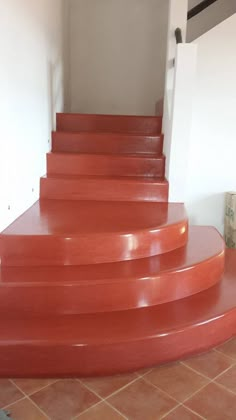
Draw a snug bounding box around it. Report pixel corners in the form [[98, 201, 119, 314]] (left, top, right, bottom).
[[68, 0, 169, 115], [187, 0, 236, 41]]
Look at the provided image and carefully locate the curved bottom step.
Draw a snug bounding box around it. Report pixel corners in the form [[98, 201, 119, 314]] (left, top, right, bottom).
[[0, 227, 225, 314], [0, 249, 235, 378]]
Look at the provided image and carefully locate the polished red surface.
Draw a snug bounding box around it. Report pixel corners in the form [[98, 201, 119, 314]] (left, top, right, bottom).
[[0, 112, 235, 377], [0, 227, 225, 314], [52, 132, 164, 155], [40, 175, 169, 202], [0, 200, 187, 266], [47, 152, 165, 178], [0, 249, 235, 377], [56, 113, 162, 134]]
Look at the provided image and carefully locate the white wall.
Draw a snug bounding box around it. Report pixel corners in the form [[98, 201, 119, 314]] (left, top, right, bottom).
[[187, 0, 236, 41], [163, 0, 188, 174], [68, 0, 169, 115], [185, 14, 236, 233], [166, 43, 197, 202], [0, 0, 65, 232]]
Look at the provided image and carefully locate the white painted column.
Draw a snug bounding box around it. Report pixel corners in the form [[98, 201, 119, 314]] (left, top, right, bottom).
[[163, 0, 188, 135], [167, 44, 198, 202]]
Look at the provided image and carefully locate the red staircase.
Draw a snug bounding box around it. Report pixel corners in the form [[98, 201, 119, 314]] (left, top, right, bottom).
[[0, 113, 235, 377]]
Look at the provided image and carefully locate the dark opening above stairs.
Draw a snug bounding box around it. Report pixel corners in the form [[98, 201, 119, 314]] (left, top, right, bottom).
[[0, 112, 235, 377]]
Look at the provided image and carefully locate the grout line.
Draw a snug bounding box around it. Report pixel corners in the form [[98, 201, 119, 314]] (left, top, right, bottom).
[[214, 347, 236, 362], [3, 346, 236, 420], [74, 378, 130, 419], [2, 395, 26, 411], [214, 346, 236, 362], [11, 378, 59, 397], [141, 366, 211, 408], [211, 363, 236, 381], [72, 401, 103, 419], [160, 403, 182, 419], [212, 380, 236, 396], [72, 398, 128, 420], [160, 402, 207, 420], [77, 375, 141, 401], [182, 382, 211, 404], [181, 404, 207, 419], [180, 361, 214, 381], [105, 400, 129, 419], [181, 358, 235, 383], [135, 368, 154, 378], [142, 376, 181, 405], [26, 396, 51, 420], [180, 362, 236, 405], [9, 379, 51, 420]]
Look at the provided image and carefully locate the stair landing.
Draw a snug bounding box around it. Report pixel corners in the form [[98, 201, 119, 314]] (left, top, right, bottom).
[[0, 200, 188, 266]]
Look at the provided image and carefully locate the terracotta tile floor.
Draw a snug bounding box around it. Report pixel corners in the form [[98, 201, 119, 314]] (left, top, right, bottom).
[[1, 337, 236, 420]]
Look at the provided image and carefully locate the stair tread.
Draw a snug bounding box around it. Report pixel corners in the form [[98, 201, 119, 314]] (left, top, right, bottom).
[[52, 131, 163, 155], [42, 174, 168, 183], [0, 249, 235, 344], [1, 200, 185, 236], [54, 130, 162, 137], [0, 227, 224, 284], [48, 152, 165, 159], [56, 113, 162, 135]]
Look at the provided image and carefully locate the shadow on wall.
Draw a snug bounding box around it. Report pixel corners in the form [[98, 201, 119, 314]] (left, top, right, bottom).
[[155, 98, 164, 116], [186, 193, 225, 234], [47, 56, 64, 133]]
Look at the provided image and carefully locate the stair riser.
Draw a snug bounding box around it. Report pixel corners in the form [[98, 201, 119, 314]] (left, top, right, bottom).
[[52, 132, 163, 155], [0, 311, 235, 377], [56, 113, 162, 134], [0, 253, 224, 313], [40, 178, 169, 202], [0, 222, 188, 266], [47, 153, 165, 178]]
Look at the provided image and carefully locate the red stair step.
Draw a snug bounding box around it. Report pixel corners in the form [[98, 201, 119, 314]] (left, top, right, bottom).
[[47, 152, 165, 178], [56, 113, 162, 134], [0, 249, 235, 377], [52, 132, 163, 155], [0, 227, 225, 314], [40, 175, 169, 202], [0, 200, 188, 266]]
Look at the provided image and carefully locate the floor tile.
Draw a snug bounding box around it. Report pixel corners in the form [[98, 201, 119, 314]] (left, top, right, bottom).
[[5, 397, 48, 420], [144, 362, 208, 402], [0, 380, 24, 408], [77, 401, 125, 419], [215, 365, 236, 393], [108, 378, 177, 420], [163, 405, 202, 419], [183, 349, 234, 379], [216, 337, 236, 360], [31, 379, 100, 420], [135, 367, 153, 377], [12, 379, 57, 396], [81, 372, 137, 398], [185, 382, 236, 420]]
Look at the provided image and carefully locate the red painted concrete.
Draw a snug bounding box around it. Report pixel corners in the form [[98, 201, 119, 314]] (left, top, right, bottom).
[[0, 227, 225, 314], [0, 249, 235, 378], [0, 112, 235, 377], [0, 201, 187, 266], [47, 152, 166, 178], [52, 131, 164, 155], [40, 175, 169, 202], [56, 113, 162, 134]]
